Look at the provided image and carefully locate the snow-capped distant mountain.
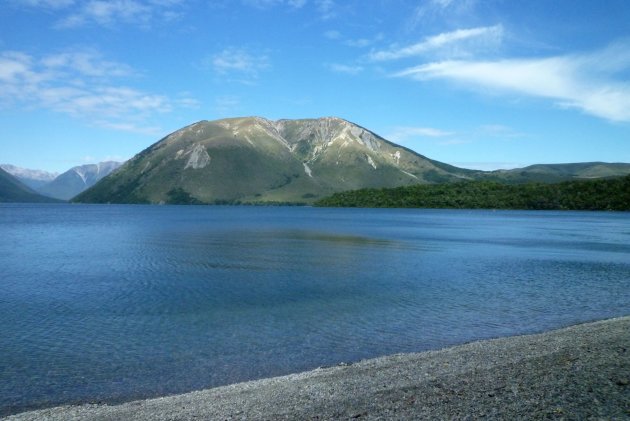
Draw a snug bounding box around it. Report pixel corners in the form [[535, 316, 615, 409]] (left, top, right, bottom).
[[37, 161, 123, 200], [0, 164, 59, 190], [0, 167, 60, 203]]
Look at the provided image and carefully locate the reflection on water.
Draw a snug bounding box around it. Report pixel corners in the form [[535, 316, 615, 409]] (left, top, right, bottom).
[[1, 204, 629, 415]]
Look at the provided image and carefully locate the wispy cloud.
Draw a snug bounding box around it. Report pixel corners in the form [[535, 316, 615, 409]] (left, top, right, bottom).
[[15, 0, 184, 28], [323, 30, 341, 40], [174, 95, 201, 109], [412, 0, 478, 24], [0, 49, 197, 134], [370, 25, 503, 61], [242, 0, 306, 9], [214, 95, 241, 116], [395, 41, 630, 123], [41, 50, 134, 77], [96, 122, 162, 135], [14, 0, 75, 9], [209, 47, 270, 83], [316, 0, 335, 20], [324, 30, 383, 49], [240, 0, 333, 19], [326, 63, 363, 75], [387, 126, 455, 143]]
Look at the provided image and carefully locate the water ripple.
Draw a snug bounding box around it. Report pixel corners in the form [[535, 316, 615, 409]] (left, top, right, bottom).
[[1, 205, 629, 415]]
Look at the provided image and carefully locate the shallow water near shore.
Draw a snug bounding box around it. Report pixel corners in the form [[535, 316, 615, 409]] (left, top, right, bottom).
[[1, 204, 629, 415]]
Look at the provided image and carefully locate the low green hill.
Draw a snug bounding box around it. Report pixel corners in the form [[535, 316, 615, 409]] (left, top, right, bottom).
[[484, 162, 630, 184]]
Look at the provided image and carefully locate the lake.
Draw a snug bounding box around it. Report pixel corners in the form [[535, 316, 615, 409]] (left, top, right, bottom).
[[1, 204, 629, 415]]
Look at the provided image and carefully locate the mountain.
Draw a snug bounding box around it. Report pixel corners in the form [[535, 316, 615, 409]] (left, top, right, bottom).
[[74, 117, 478, 204], [485, 162, 630, 183], [38, 161, 123, 201], [0, 168, 60, 203], [0, 164, 58, 190], [73, 117, 630, 206]]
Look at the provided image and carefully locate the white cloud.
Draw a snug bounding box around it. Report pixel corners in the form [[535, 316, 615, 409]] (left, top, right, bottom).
[[316, 0, 335, 19], [0, 52, 34, 82], [324, 30, 382, 48], [242, 0, 333, 18], [35, 84, 172, 123], [14, 0, 75, 8], [17, 0, 185, 28], [412, 0, 478, 23], [214, 96, 241, 116], [174, 96, 201, 109], [324, 30, 341, 40], [210, 48, 270, 83], [327, 63, 363, 75], [287, 0, 306, 7], [345, 38, 373, 48], [370, 25, 503, 61], [0, 49, 195, 133], [59, 1, 147, 27], [345, 33, 384, 49], [242, 0, 306, 9], [395, 42, 630, 123], [387, 126, 454, 142], [42, 50, 134, 77], [96, 122, 162, 135]]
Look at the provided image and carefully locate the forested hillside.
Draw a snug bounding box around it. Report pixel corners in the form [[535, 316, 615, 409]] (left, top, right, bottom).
[[315, 175, 630, 211]]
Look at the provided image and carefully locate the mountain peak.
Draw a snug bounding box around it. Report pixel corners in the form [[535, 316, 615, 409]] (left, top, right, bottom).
[[75, 117, 475, 205]]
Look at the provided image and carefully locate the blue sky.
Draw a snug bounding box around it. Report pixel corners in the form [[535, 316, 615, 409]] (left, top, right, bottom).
[[1, 0, 629, 173]]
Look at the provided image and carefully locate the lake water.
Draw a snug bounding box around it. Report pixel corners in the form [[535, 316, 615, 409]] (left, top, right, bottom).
[[1, 204, 629, 415]]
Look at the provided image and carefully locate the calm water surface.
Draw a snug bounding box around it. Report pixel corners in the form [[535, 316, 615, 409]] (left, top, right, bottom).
[[1, 204, 629, 414]]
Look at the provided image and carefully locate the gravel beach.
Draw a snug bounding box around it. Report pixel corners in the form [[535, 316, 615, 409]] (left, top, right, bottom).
[[5, 316, 629, 420]]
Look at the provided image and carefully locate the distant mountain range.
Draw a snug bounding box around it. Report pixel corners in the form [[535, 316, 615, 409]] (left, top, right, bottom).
[[0, 167, 60, 203], [74, 117, 630, 205], [0, 165, 58, 190], [37, 162, 122, 200], [3, 116, 630, 205], [1, 162, 122, 202]]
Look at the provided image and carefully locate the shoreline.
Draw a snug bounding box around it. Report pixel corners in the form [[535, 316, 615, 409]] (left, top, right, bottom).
[[5, 316, 630, 420]]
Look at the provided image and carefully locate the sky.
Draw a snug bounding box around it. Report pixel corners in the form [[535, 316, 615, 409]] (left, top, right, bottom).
[[1, 0, 629, 174]]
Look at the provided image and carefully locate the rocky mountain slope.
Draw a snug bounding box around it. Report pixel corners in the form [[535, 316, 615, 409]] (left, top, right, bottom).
[[74, 117, 477, 204], [38, 161, 122, 201]]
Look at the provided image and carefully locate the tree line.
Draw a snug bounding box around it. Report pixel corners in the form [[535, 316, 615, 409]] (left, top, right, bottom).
[[314, 175, 630, 211]]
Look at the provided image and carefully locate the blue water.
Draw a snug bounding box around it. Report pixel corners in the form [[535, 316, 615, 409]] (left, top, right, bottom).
[[1, 204, 629, 415]]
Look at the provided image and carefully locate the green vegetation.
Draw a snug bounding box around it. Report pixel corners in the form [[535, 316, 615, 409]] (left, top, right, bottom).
[[315, 175, 630, 211], [165, 188, 204, 205]]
